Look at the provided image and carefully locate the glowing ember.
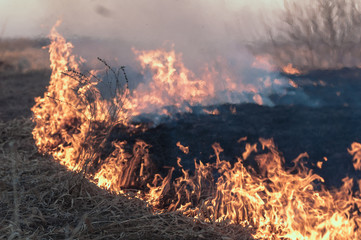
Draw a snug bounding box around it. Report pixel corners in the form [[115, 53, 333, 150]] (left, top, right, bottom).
[[230, 106, 237, 114], [32, 23, 361, 239], [203, 108, 220, 115]]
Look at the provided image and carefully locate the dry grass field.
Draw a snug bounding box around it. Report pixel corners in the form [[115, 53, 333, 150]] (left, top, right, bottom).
[[0, 39, 252, 240]]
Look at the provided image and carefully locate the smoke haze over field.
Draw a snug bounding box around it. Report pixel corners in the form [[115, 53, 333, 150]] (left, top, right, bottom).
[[0, 0, 283, 39], [2, 0, 309, 108], [0, 0, 285, 72]]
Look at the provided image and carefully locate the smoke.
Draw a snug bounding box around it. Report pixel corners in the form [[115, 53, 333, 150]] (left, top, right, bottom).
[[3, 0, 310, 108], [41, 0, 256, 67]]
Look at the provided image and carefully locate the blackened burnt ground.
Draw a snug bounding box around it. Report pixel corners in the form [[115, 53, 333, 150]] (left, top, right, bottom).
[[104, 103, 361, 189], [0, 70, 51, 121], [103, 68, 361, 190], [2, 67, 361, 190]]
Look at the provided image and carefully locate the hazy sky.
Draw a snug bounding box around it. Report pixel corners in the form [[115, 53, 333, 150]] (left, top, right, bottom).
[[0, 0, 286, 70], [0, 0, 283, 38]]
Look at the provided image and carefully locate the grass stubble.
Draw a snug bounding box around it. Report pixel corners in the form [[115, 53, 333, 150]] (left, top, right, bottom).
[[0, 118, 252, 240]]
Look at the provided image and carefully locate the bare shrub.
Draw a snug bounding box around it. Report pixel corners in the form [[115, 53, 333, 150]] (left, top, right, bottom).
[[252, 0, 361, 72]]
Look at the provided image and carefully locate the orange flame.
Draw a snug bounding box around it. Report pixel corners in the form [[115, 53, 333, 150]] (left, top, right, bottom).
[[32, 23, 361, 239], [349, 142, 361, 171], [176, 141, 189, 154], [282, 63, 301, 75], [130, 47, 214, 115], [203, 108, 220, 115]]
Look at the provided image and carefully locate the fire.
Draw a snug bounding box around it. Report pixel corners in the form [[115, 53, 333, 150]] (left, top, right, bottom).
[[203, 108, 220, 115], [253, 94, 263, 105], [349, 142, 361, 171], [130, 47, 214, 115], [289, 79, 298, 88], [176, 141, 189, 154], [32, 23, 361, 239], [282, 63, 301, 75]]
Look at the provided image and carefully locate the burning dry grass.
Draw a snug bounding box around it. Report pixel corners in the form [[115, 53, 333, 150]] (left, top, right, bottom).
[[27, 22, 361, 239], [0, 118, 252, 240]]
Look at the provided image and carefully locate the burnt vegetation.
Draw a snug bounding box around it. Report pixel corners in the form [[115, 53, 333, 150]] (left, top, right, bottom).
[[2, 1, 361, 239], [1, 58, 254, 238]]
